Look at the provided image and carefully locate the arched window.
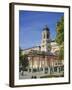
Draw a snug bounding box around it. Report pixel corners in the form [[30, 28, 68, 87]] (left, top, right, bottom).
[[43, 33, 45, 39], [47, 32, 49, 38]]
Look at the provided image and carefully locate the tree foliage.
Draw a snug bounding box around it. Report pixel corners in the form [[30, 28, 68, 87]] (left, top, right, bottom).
[[58, 45, 64, 60], [19, 48, 29, 71], [55, 16, 64, 60], [55, 16, 64, 45], [19, 47, 22, 57]]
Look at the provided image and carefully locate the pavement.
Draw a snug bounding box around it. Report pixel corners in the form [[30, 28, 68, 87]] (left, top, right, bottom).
[[19, 71, 64, 79]]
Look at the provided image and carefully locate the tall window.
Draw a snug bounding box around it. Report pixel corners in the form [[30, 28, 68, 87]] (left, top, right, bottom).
[[43, 33, 45, 39], [47, 33, 49, 39]]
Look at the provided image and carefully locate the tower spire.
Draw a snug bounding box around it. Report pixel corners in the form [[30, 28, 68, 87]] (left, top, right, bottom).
[[41, 25, 51, 52], [43, 25, 49, 31]]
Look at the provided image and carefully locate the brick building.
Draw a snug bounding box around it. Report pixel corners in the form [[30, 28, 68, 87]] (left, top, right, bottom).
[[20, 25, 64, 78]]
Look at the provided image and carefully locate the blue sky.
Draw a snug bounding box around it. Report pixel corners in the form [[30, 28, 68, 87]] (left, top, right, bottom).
[[19, 10, 64, 49]]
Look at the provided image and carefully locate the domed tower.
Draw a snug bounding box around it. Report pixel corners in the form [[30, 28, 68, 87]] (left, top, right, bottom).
[[41, 25, 51, 52]]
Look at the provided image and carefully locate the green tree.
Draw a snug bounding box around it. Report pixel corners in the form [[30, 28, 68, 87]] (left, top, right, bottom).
[[19, 48, 29, 72], [19, 47, 22, 57], [56, 16, 64, 45], [59, 46, 64, 60], [55, 16, 64, 60]]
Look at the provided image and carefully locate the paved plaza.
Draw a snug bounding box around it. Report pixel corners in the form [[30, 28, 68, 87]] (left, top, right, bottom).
[[19, 66, 64, 79]]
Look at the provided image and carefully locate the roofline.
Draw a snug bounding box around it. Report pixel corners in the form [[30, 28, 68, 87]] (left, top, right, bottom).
[[21, 40, 56, 51], [27, 53, 58, 57], [22, 46, 41, 51]]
